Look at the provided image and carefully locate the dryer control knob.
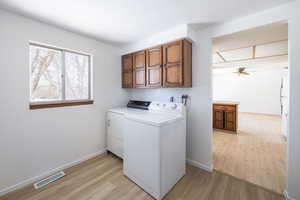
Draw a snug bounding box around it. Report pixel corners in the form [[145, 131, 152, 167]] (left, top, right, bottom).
[[171, 104, 178, 109]]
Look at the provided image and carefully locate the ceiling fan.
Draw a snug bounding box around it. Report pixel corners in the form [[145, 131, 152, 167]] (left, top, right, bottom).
[[233, 67, 250, 76]]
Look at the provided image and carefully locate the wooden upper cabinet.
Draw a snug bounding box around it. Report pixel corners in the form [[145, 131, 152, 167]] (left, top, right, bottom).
[[163, 41, 182, 87], [163, 39, 192, 88], [122, 54, 133, 88], [121, 38, 192, 89], [133, 50, 146, 88], [146, 46, 162, 88]]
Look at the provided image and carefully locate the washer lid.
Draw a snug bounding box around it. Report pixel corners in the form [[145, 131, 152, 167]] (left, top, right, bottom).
[[124, 112, 183, 127], [108, 107, 148, 115]]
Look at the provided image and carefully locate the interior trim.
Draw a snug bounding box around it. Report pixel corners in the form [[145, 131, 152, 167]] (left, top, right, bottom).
[[29, 100, 94, 109], [186, 159, 213, 172]]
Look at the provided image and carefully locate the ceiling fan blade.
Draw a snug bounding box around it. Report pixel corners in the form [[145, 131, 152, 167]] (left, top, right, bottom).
[[241, 72, 250, 75]]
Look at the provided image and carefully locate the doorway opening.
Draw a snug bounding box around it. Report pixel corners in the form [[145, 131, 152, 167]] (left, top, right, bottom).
[[211, 22, 288, 194]]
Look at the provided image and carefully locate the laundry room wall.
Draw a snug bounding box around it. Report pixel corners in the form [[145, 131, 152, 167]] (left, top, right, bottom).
[[123, 27, 214, 172], [0, 9, 129, 195]]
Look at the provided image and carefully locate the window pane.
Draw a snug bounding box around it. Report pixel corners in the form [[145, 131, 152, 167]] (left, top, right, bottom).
[[65, 52, 89, 100], [30, 45, 62, 102]]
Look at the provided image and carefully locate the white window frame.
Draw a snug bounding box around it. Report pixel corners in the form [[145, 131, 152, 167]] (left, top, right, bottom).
[[29, 42, 93, 105]]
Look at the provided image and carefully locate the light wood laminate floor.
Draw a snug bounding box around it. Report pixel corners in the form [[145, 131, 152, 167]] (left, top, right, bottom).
[[0, 153, 282, 200], [213, 113, 286, 194]]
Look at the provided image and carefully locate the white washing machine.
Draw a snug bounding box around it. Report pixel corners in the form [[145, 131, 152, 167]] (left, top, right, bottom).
[[123, 101, 186, 200]]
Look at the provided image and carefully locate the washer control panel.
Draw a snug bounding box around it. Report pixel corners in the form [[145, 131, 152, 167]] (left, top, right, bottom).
[[149, 102, 184, 114]]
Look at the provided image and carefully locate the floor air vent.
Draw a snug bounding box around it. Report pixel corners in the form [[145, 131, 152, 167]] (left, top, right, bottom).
[[34, 171, 65, 189]]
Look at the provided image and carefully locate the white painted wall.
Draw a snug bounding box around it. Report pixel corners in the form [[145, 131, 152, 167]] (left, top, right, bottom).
[[124, 28, 213, 172], [0, 9, 129, 195], [287, 2, 300, 199], [213, 69, 284, 115]]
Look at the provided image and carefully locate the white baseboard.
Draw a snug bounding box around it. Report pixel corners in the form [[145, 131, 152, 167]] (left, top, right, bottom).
[[0, 149, 106, 197], [186, 159, 213, 172], [284, 190, 295, 200]]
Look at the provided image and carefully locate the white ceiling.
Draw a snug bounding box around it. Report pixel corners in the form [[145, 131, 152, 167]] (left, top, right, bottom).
[[0, 0, 292, 46], [214, 55, 288, 68], [214, 40, 288, 63], [213, 22, 288, 52], [213, 22, 288, 71]]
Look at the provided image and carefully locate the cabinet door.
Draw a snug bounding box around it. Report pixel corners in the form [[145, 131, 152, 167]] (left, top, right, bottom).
[[225, 111, 236, 131], [163, 41, 183, 87], [107, 112, 124, 158], [122, 72, 133, 88], [122, 54, 133, 88], [146, 46, 162, 88], [133, 51, 146, 88], [214, 110, 224, 129]]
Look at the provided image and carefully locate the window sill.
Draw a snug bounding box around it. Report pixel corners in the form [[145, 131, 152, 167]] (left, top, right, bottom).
[[29, 100, 94, 110]]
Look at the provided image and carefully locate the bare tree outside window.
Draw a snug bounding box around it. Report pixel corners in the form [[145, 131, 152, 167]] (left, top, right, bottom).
[[30, 46, 62, 102], [29, 43, 92, 103], [65, 52, 89, 100]]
